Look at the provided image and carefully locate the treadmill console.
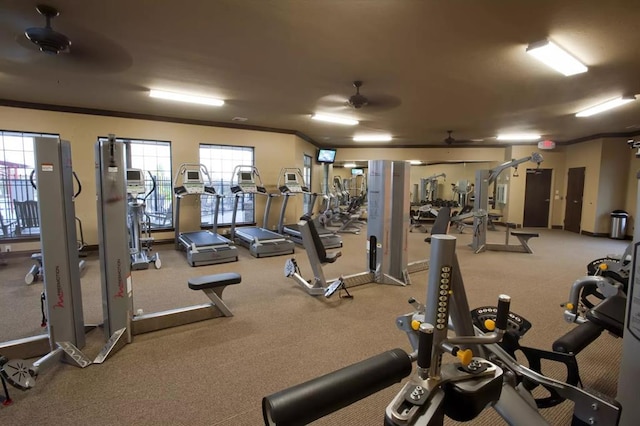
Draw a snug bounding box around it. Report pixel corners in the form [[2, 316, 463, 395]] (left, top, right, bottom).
[[126, 168, 146, 196], [182, 169, 205, 194], [284, 173, 304, 193], [237, 171, 259, 193]]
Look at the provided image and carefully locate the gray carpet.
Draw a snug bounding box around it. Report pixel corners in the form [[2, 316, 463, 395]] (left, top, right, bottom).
[[0, 226, 628, 425]]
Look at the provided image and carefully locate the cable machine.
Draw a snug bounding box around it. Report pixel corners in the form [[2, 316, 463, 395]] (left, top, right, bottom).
[[470, 153, 544, 253], [1, 136, 92, 401]]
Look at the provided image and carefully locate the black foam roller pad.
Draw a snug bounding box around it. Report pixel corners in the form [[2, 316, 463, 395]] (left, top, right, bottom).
[[552, 321, 603, 354], [262, 348, 412, 425]]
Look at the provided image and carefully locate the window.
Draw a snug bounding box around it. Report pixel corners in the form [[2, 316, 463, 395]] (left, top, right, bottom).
[[0, 131, 58, 239], [303, 154, 313, 213], [199, 144, 254, 226], [98, 136, 173, 230]]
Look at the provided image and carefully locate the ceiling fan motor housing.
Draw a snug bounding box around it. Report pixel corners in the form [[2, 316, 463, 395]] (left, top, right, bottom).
[[25, 27, 70, 54]]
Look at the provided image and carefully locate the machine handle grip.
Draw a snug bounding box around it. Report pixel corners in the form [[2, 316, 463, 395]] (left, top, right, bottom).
[[262, 348, 412, 426], [72, 171, 82, 199], [30, 169, 37, 189], [495, 295, 511, 331], [417, 323, 434, 369]]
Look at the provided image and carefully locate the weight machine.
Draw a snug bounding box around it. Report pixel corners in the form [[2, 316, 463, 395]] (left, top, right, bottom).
[[469, 153, 543, 253], [286, 161, 429, 297], [24, 170, 87, 284], [1, 137, 92, 403], [94, 136, 240, 364], [127, 168, 161, 270], [264, 235, 623, 425], [419, 172, 446, 202]]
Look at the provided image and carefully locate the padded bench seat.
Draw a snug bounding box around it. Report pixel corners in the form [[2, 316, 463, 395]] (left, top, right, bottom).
[[587, 294, 625, 338], [510, 231, 539, 254], [188, 272, 241, 317], [188, 272, 242, 290]]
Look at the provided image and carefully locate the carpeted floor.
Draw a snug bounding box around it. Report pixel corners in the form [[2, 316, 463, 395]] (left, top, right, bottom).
[[0, 225, 628, 425]]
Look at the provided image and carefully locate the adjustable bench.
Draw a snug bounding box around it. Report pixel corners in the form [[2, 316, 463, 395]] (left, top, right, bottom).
[[188, 272, 242, 317], [132, 272, 241, 335]]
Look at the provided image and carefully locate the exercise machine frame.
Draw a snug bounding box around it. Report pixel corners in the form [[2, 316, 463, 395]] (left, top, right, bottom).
[[1, 137, 92, 400], [173, 163, 238, 266], [469, 153, 543, 254], [264, 235, 622, 425]]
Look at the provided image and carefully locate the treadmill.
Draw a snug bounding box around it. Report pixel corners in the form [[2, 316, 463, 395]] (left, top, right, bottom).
[[229, 165, 295, 258], [276, 168, 342, 249], [173, 163, 238, 266]]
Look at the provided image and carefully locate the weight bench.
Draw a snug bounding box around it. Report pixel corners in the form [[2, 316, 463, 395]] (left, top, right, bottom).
[[510, 230, 539, 254], [188, 272, 242, 317], [485, 223, 539, 254], [132, 272, 241, 335]]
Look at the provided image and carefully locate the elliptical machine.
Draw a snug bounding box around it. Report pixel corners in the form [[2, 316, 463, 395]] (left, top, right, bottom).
[[126, 168, 160, 270]]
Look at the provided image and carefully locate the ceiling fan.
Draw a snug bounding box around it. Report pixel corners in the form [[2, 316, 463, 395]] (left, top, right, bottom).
[[347, 81, 368, 109], [0, 4, 132, 74], [443, 130, 482, 145], [316, 80, 401, 113], [24, 4, 71, 54]]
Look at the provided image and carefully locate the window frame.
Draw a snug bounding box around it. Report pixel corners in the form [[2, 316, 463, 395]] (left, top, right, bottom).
[[198, 143, 255, 227]]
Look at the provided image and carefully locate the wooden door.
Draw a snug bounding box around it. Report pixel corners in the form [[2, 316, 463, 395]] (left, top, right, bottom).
[[523, 168, 552, 227], [564, 167, 585, 233]]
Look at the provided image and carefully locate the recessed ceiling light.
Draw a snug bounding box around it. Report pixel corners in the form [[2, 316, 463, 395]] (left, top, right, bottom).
[[232, 116, 248, 121], [149, 89, 224, 106], [575, 96, 636, 117], [496, 133, 541, 141], [353, 134, 393, 142], [526, 40, 588, 76], [311, 114, 359, 126], [409, 160, 422, 165], [343, 163, 357, 168]]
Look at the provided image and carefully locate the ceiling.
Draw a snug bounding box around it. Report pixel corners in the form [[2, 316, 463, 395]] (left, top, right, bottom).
[[1, 1, 640, 148]]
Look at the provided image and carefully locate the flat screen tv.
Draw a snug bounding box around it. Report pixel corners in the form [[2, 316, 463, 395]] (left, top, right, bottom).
[[316, 148, 337, 164], [351, 168, 364, 176]]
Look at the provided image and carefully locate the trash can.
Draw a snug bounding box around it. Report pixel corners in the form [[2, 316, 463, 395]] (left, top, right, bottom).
[[610, 210, 628, 239]]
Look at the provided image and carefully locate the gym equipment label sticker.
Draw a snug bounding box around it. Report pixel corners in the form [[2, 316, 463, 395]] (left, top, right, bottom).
[[41, 163, 53, 172]]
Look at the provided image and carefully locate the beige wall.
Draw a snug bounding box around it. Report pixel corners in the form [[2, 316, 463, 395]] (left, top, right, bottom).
[[2, 104, 637, 251], [596, 138, 630, 233], [0, 106, 317, 249]]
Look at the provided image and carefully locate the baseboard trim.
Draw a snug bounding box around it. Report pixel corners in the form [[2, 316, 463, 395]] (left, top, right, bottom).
[[552, 225, 563, 230], [580, 230, 631, 239]]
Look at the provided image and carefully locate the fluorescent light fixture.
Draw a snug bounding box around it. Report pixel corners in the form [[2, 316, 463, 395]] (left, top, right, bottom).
[[575, 96, 636, 117], [353, 134, 393, 142], [149, 89, 224, 106], [496, 133, 541, 141], [409, 160, 422, 165], [526, 40, 588, 76], [311, 114, 359, 126], [343, 163, 357, 168]]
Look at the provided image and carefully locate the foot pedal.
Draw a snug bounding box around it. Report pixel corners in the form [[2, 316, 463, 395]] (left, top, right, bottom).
[[58, 342, 92, 368], [93, 328, 127, 364], [1, 359, 36, 390]]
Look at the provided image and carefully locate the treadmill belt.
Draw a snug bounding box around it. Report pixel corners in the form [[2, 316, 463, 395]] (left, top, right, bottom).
[[181, 231, 229, 246]]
